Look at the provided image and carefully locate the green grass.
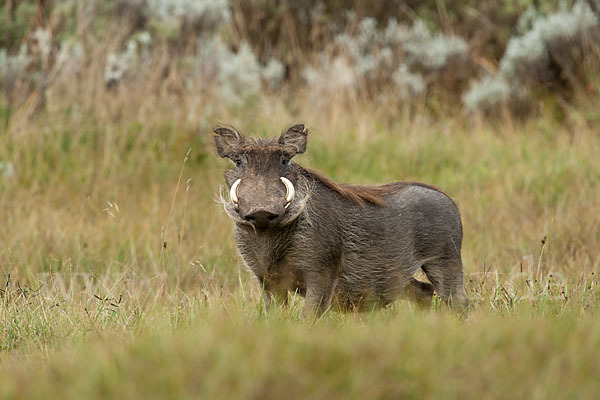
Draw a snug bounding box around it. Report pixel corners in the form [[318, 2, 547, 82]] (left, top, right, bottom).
[[1, 105, 599, 398], [1, 292, 599, 399]]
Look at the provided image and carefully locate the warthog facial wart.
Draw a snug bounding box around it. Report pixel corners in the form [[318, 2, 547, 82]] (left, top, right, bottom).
[[214, 124, 468, 316]]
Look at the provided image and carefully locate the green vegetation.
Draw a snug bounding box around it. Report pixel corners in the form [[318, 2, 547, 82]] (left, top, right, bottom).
[[1, 1, 600, 398]]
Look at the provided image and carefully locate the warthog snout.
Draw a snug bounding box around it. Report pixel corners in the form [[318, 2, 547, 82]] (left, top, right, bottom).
[[228, 176, 293, 229], [243, 210, 281, 229], [229, 177, 295, 211]]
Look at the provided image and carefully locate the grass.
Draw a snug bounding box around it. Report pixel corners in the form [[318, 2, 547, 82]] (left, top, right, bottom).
[[0, 99, 599, 398]]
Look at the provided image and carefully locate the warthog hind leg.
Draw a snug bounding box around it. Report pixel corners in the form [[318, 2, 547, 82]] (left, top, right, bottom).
[[421, 259, 468, 313]]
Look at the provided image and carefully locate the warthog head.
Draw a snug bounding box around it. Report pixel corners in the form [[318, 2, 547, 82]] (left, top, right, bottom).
[[214, 124, 311, 230]]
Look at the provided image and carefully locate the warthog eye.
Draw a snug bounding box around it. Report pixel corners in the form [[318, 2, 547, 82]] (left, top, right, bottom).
[[281, 157, 289, 166], [235, 158, 243, 167]]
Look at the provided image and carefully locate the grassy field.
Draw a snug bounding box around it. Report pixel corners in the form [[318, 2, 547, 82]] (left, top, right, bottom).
[[1, 100, 600, 398]]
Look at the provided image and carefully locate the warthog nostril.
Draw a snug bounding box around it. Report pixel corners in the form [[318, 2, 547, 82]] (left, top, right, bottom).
[[244, 210, 280, 229]]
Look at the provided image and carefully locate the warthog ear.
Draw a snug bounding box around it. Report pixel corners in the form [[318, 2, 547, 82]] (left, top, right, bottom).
[[213, 127, 243, 159], [279, 124, 308, 154]]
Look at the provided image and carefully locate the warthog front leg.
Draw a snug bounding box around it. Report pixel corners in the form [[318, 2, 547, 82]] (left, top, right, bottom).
[[259, 278, 289, 312], [262, 288, 288, 310], [304, 273, 339, 318]]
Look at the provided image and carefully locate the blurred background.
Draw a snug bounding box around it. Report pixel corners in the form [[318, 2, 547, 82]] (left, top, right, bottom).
[[2, 0, 600, 125]]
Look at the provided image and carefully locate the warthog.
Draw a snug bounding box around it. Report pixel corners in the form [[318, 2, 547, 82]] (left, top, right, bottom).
[[215, 124, 467, 316]]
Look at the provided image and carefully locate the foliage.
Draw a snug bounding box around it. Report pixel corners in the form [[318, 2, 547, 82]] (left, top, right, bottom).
[[1, 0, 599, 118], [464, 0, 599, 113], [303, 17, 468, 101]]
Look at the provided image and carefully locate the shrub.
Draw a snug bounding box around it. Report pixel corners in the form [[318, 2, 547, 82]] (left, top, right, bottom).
[[146, 0, 231, 41], [303, 16, 468, 103], [104, 32, 151, 87], [0, 44, 31, 93], [1, 0, 599, 119], [464, 0, 600, 114], [462, 75, 527, 114], [187, 36, 285, 105]]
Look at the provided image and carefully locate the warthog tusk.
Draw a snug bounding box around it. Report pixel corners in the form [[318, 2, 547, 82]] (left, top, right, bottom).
[[230, 179, 241, 207], [280, 177, 295, 208]]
